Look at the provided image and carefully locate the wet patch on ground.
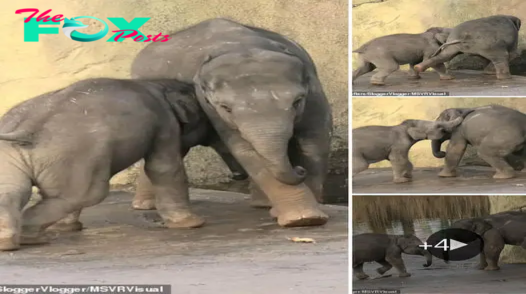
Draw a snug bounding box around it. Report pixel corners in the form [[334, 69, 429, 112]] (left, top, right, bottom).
[[352, 70, 526, 96], [353, 166, 526, 194]]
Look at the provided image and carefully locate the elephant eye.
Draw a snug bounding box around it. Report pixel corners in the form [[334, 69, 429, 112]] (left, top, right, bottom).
[[219, 103, 232, 113], [293, 95, 306, 108]]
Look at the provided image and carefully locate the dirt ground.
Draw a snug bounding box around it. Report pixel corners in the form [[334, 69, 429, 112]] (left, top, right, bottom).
[[353, 166, 526, 194], [352, 70, 526, 96], [0, 190, 349, 294], [353, 254, 526, 294]]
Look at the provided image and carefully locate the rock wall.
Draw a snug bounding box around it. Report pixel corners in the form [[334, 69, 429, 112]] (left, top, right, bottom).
[[2, 0, 348, 201], [352, 0, 526, 74], [352, 97, 526, 168]]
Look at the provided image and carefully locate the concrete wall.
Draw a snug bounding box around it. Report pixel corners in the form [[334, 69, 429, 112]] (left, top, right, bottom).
[[352, 0, 526, 73], [352, 97, 526, 168], [2, 0, 348, 196]]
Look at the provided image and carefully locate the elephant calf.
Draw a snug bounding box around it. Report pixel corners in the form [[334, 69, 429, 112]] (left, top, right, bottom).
[[353, 233, 433, 280], [352, 117, 465, 183], [352, 27, 452, 85], [450, 211, 526, 271], [415, 15, 521, 80], [0, 77, 234, 251]]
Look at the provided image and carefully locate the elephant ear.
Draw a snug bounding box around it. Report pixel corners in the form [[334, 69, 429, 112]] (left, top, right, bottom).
[[472, 219, 493, 236], [163, 84, 200, 125], [193, 54, 216, 93], [434, 32, 449, 45], [407, 127, 427, 140]]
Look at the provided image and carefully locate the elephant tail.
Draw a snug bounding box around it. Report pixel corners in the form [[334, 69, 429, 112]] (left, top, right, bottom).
[[430, 40, 462, 57], [0, 130, 33, 145]]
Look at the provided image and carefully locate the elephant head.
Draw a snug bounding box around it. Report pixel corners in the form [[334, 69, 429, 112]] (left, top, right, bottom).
[[450, 218, 494, 236], [402, 117, 465, 142], [431, 108, 475, 158], [193, 48, 310, 185], [424, 27, 452, 45], [395, 234, 433, 267]]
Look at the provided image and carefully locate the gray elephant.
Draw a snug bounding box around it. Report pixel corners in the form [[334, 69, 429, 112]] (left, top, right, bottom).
[[352, 27, 453, 85], [129, 18, 333, 227], [432, 105, 526, 179], [415, 15, 521, 80], [450, 211, 526, 271], [353, 117, 466, 183], [353, 233, 433, 280], [0, 77, 241, 251]]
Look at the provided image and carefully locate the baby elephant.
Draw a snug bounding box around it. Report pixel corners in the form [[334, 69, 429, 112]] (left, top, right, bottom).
[[0, 78, 221, 251], [353, 233, 433, 280], [352, 27, 452, 85], [352, 117, 465, 183]]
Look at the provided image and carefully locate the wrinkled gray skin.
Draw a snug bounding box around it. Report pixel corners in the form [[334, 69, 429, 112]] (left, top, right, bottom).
[[353, 233, 433, 280], [352, 27, 453, 85], [128, 18, 333, 228], [0, 78, 240, 251], [450, 211, 526, 271], [352, 118, 465, 183], [432, 105, 526, 179], [415, 15, 521, 79]]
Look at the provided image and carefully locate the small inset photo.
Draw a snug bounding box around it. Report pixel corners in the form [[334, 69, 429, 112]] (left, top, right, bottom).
[[352, 1, 526, 96], [352, 195, 526, 294], [352, 97, 526, 194]]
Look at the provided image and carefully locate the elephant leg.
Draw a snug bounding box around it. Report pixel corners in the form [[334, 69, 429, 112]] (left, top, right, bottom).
[[483, 230, 505, 271], [480, 50, 512, 80], [376, 259, 393, 275], [438, 133, 467, 177], [132, 161, 156, 210], [407, 63, 421, 80], [353, 262, 369, 280], [476, 251, 488, 270], [388, 151, 412, 183], [414, 46, 461, 73], [249, 179, 271, 208], [370, 59, 399, 85], [143, 135, 204, 229], [477, 150, 515, 179], [0, 168, 32, 251], [22, 161, 111, 245], [385, 254, 411, 278], [289, 134, 331, 203], [430, 63, 454, 80], [352, 57, 375, 83], [46, 210, 83, 232], [352, 155, 369, 176]]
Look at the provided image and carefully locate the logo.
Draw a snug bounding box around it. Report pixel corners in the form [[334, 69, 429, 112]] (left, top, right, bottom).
[[15, 8, 171, 43], [420, 228, 484, 262]]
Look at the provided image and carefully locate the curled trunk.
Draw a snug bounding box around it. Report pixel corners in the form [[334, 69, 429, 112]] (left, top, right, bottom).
[[422, 250, 433, 267], [432, 138, 447, 158]]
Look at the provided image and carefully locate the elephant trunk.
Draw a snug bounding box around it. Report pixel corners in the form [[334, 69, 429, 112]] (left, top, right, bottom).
[[422, 250, 433, 267], [432, 138, 446, 158], [238, 122, 306, 185]]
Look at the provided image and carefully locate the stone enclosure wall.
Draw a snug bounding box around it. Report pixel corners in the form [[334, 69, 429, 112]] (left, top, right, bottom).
[[352, 0, 526, 74], [2, 0, 348, 201]]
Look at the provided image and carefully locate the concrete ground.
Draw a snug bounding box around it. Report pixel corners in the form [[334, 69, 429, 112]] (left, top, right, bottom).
[[352, 70, 526, 96], [353, 166, 526, 194], [353, 254, 526, 294], [0, 190, 349, 294]]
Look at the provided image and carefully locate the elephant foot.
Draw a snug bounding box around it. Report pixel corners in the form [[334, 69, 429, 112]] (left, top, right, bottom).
[[492, 171, 515, 179], [484, 265, 500, 271], [275, 206, 329, 228], [163, 213, 205, 229], [476, 264, 487, 270], [356, 273, 369, 280], [393, 177, 411, 183], [46, 221, 83, 232], [407, 75, 421, 80], [398, 272, 411, 278], [0, 236, 20, 251], [132, 197, 156, 210], [269, 207, 279, 218], [496, 73, 512, 80], [439, 75, 455, 80], [438, 169, 457, 178], [483, 70, 496, 75], [370, 80, 386, 86]]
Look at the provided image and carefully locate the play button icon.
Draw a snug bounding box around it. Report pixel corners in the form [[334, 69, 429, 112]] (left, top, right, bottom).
[[425, 228, 484, 261]]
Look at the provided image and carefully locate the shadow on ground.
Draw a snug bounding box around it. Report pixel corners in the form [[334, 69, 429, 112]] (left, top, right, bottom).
[[353, 166, 526, 194], [0, 190, 348, 293], [352, 70, 526, 96]]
